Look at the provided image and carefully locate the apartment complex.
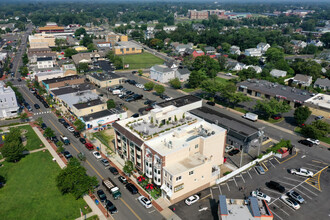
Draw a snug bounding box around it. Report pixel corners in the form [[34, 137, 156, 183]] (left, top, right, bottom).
[[112, 105, 226, 203], [0, 81, 19, 118], [188, 9, 252, 20]]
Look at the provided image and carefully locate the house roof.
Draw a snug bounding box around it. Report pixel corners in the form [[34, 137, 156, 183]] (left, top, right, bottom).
[[164, 60, 176, 68], [176, 67, 191, 75], [72, 53, 93, 64], [73, 99, 104, 109], [293, 74, 312, 82], [314, 78, 330, 87], [151, 65, 173, 73], [204, 46, 215, 51], [270, 69, 287, 77]]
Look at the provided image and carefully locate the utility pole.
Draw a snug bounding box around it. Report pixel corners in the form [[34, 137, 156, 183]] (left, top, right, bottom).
[[257, 127, 265, 157]]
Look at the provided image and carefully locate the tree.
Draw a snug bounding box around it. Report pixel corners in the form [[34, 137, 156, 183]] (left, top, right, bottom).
[[107, 99, 116, 109], [192, 56, 220, 78], [221, 42, 231, 53], [64, 48, 78, 58], [154, 84, 165, 95], [78, 63, 89, 73], [138, 70, 143, 76], [56, 158, 98, 199], [87, 43, 96, 51], [74, 28, 86, 38], [36, 117, 43, 126], [320, 32, 330, 49], [238, 67, 257, 81], [123, 160, 134, 175], [188, 70, 207, 88], [74, 119, 85, 132], [44, 127, 55, 139], [218, 56, 227, 70], [0, 127, 25, 162], [219, 83, 251, 107], [265, 47, 284, 63], [294, 106, 311, 125], [80, 35, 93, 47], [302, 120, 330, 139], [22, 53, 28, 65], [20, 66, 29, 77], [169, 78, 182, 89], [301, 125, 320, 139], [144, 82, 154, 90], [254, 98, 291, 120], [20, 112, 28, 121], [201, 79, 222, 98]]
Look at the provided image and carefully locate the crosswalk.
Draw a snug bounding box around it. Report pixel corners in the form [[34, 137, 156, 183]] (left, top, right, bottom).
[[33, 111, 52, 115]]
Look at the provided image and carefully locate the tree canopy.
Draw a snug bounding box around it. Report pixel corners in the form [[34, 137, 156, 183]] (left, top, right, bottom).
[[0, 128, 25, 162]]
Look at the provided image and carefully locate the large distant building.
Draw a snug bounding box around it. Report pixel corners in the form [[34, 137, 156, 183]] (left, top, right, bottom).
[[37, 22, 64, 33], [188, 9, 252, 20], [28, 33, 55, 48]]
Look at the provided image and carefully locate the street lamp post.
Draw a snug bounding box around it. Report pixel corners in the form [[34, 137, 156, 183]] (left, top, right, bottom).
[[257, 127, 265, 157]]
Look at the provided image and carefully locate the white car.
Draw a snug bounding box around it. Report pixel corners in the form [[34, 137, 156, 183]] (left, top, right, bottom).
[[251, 190, 271, 202], [138, 196, 152, 208], [225, 145, 235, 153], [290, 168, 313, 177], [306, 138, 320, 145], [67, 126, 75, 133], [281, 195, 300, 210], [165, 96, 173, 101], [225, 73, 232, 76], [185, 195, 200, 206], [92, 151, 102, 159]]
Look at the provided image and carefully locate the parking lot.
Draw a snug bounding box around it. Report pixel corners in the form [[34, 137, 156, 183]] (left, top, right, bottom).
[[170, 150, 330, 220]]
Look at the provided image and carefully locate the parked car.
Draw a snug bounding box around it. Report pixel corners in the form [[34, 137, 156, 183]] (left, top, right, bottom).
[[132, 71, 137, 74], [97, 189, 107, 202], [62, 151, 73, 159], [145, 106, 154, 111], [100, 159, 110, 167], [271, 114, 282, 120], [138, 196, 152, 208], [255, 165, 265, 175], [206, 101, 215, 106], [73, 131, 80, 138], [281, 195, 300, 210], [228, 149, 240, 156], [298, 139, 313, 147], [43, 103, 49, 108], [50, 136, 59, 143], [306, 138, 320, 145], [67, 126, 75, 133], [315, 115, 324, 120], [34, 104, 40, 109], [290, 168, 313, 177], [185, 195, 200, 206], [225, 73, 232, 76], [251, 190, 271, 202], [287, 190, 304, 204], [41, 123, 47, 130], [266, 181, 285, 193], [79, 138, 87, 144], [85, 143, 94, 150], [63, 122, 70, 128], [105, 200, 118, 214], [132, 113, 139, 118], [109, 167, 119, 175], [144, 100, 153, 105], [92, 151, 102, 159], [118, 176, 128, 184], [126, 183, 138, 194], [58, 118, 66, 124], [225, 145, 235, 153]]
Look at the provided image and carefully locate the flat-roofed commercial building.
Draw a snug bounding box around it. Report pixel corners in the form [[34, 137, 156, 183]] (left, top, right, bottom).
[[29, 33, 55, 48], [86, 72, 124, 88], [42, 75, 85, 91], [114, 41, 142, 55]]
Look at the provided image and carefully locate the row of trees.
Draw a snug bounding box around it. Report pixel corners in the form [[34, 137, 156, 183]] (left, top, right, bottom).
[[0, 128, 25, 162]]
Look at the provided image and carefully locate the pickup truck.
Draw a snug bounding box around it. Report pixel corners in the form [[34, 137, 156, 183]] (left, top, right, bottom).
[[242, 112, 258, 122], [60, 135, 70, 145], [290, 168, 313, 177], [103, 178, 122, 200]]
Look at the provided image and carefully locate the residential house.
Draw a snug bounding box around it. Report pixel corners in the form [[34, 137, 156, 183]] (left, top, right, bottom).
[[170, 42, 180, 49], [37, 57, 54, 69], [256, 42, 271, 53], [163, 26, 177, 32], [314, 78, 330, 90], [115, 22, 127, 27], [72, 52, 105, 65], [204, 46, 216, 54], [114, 41, 142, 55], [270, 69, 287, 78], [150, 65, 176, 83], [308, 40, 324, 47], [186, 49, 205, 58], [192, 23, 205, 32], [244, 48, 262, 57], [290, 40, 307, 53], [226, 61, 246, 71], [292, 74, 313, 87], [0, 81, 19, 119], [244, 65, 262, 73], [164, 60, 178, 70], [230, 46, 241, 55], [175, 67, 191, 82], [164, 38, 171, 45], [175, 44, 193, 55]]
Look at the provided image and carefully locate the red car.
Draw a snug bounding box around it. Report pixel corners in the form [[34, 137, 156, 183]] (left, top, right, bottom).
[[85, 143, 94, 150], [271, 114, 282, 120], [145, 106, 154, 111]]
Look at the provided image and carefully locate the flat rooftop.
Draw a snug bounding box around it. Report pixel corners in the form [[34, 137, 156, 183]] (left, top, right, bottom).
[[58, 91, 99, 108], [238, 79, 315, 103], [51, 83, 93, 96], [115, 41, 142, 49], [88, 72, 121, 81], [156, 95, 202, 108], [82, 108, 125, 122], [164, 153, 206, 175], [305, 93, 330, 111], [42, 75, 82, 84], [73, 99, 104, 109]]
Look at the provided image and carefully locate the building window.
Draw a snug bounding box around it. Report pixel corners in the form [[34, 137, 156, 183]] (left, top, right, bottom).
[[195, 144, 198, 149], [201, 176, 204, 179], [91, 109, 93, 112], [189, 171, 194, 175], [176, 176, 182, 182], [164, 172, 167, 177], [126, 48, 129, 51], [158, 170, 161, 175]]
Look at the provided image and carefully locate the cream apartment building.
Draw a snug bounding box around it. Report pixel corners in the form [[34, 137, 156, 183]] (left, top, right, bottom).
[[29, 33, 55, 48], [112, 105, 226, 203]]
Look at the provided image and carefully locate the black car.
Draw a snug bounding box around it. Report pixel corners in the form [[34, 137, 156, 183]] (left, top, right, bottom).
[[206, 101, 215, 106], [79, 138, 87, 144], [298, 139, 313, 147], [97, 189, 107, 202], [132, 113, 139, 118], [41, 123, 47, 130], [128, 80, 137, 85], [105, 200, 118, 214], [63, 122, 70, 128], [266, 181, 285, 193], [50, 136, 59, 143], [73, 131, 81, 138], [126, 183, 138, 194], [58, 118, 66, 124], [43, 103, 49, 108], [109, 167, 119, 175], [144, 100, 153, 105], [126, 91, 134, 96], [62, 151, 73, 159], [34, 104, 40, 109], [228, 149, 240, 156], [132, 94, 143, 100], [132, 71, 137, 74], [125, 97, 135, 102]]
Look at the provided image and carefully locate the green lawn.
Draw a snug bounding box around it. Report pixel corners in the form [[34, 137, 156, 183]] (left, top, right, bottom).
[[122, 52, 163, 69], [215, 77, 230, 85], [182, 87, 199, 93], [319, 136, 330, 144], [0, 151, 90, 220], [19, 125, 44, 151]]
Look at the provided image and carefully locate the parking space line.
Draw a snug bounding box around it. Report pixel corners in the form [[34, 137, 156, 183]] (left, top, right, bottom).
[[240, 174, 246, 183], [247, 170, 252, 179], [218, 184, 222, 195], [300, 184, 318, 196], [283, 176, 304, 183], [278, 150, 298, 164], [200, 194, 211, 201], [276, 180, 296, 187], [273, 157, 281, 164], [148, 210, 155, 214], [209, 188, 214, 199], [305, 163, 325, 169], [226, 183, 230, 191], [270, 209, 284, 220], [233, 178, 238, 187], [262, 188, 283, 195], [272, 202, 290, 216], [269, 160, 276, 168], [253, 167, 259, 175], [276, 200, 293, 215], [293, 188, 312, 200], [261, 162, 268, 171]]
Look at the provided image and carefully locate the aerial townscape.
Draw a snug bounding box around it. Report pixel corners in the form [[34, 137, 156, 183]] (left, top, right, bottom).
[[0, 0, 329, 220]]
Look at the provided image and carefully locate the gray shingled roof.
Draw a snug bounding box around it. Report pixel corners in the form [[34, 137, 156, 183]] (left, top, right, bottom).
[[314, 78, 330, 87], [151, 65, 173, 73]]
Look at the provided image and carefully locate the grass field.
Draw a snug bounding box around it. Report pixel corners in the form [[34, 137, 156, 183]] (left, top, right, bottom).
[[0, 151, 90, 220], [215, 77, 230, 85], [122, 52, 163, 69], [19, 125, 44, 151]]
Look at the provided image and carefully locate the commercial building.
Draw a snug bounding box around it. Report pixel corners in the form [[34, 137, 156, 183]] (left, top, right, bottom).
[[114, 41, 142, 55], [27, 49, 56, 63], [42, 75, 85, 91], [28, 33, 55, 48], [106, 32, 128, 45], [218, 195, 273, 220], [71, 52, 105, 65], [81, 108, 127, 131], [86, 72, 124, 88], [37, 23, 64, 33], [0, 81, 19, 118], [37, 57, 54, 69], [155, 95, 202, 112], [50, 83, 94, 98], [188, 10, 209, 20], [237, 79, 315, 108], [304, 94, 330, 117], [71, 99, 107, 117], [33, 67, 65, 82], [112, 105, 226, 203]]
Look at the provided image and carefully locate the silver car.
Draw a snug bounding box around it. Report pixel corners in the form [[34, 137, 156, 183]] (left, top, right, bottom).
[[287, 190, 304, 204], [255, 165, 265, 175]]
